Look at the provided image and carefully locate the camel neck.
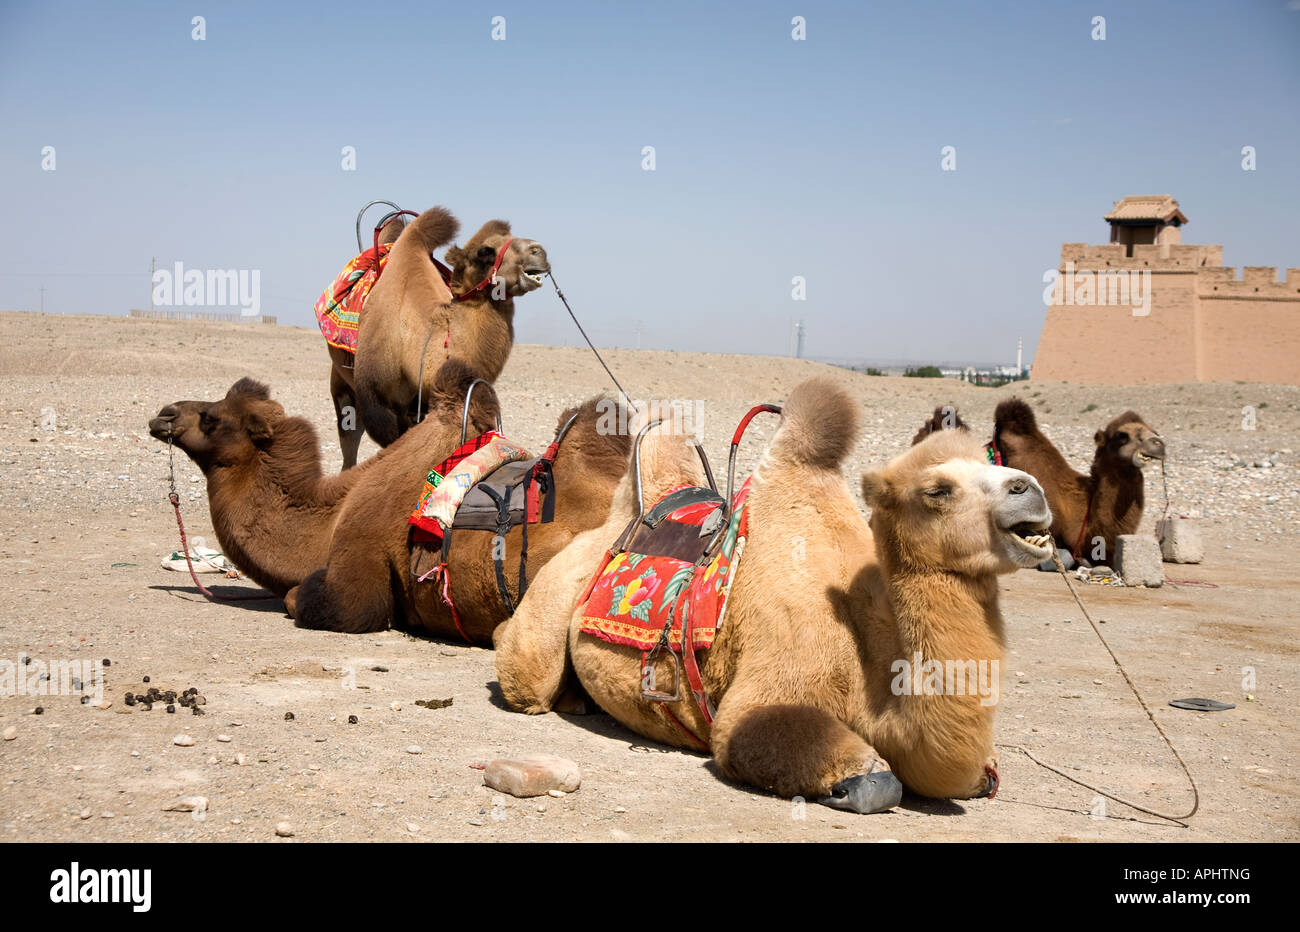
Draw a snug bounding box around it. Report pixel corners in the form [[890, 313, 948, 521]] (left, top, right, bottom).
[[883, 567, 1004, 662]]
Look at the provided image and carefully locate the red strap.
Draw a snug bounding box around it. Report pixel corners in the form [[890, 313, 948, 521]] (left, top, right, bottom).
[[731, 404, 782, 446], [1071, 493, 1094, 561], [439, 237, 514, 302], [679, 566, 713, 726], [436, 563, 474, 645], [576, 550, 613, 607]]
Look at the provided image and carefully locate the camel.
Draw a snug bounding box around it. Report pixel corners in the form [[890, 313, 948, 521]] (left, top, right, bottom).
[[494, 378, 1055, 812], [350, 208, 550, 463], [149, 362, 631, 643], [909, 400, 1166, 563], [992, 400, 1165, 562]]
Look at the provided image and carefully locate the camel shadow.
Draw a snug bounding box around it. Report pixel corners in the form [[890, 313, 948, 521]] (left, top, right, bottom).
[[483, 680, 705, 754], [149, 584, 285, 613]]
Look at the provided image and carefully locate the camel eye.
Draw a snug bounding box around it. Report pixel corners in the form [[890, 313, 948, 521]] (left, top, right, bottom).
[[1115, 432, 1129, 443], [476, 245, 497, 262], [199, 413, 217, 433], [923, 486, 951, 499]]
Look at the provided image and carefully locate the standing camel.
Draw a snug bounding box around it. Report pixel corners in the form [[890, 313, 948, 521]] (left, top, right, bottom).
[[351, 209, 550, 460]]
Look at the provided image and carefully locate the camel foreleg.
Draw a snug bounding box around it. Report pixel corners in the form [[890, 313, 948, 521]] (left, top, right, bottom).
[[711, 688, 902, 814], [493, 602, 577, 715]]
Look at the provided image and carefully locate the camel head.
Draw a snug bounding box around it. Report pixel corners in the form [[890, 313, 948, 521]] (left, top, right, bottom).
[[1093, 410, 1165, 472], [863, 429, 1055, 575], [148, 378, 285, 472], [444, 220, 549, 299]]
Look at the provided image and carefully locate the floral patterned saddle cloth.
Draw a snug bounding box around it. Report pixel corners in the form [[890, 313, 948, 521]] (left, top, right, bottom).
[[577, 480, 751, 652]]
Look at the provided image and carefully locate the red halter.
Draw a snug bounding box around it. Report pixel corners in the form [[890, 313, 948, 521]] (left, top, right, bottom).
[[373, 213, 514, 303]]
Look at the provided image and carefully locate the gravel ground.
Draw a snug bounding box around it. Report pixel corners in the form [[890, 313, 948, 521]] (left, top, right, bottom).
[[0, 310, 1296, 842]]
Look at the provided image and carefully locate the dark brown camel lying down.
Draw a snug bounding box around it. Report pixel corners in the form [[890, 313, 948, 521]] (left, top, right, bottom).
[[148, 360, 630, 642]]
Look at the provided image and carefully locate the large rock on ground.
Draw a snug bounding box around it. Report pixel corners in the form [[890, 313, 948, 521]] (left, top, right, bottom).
[[484, 755, 582, 798], [1157, 517, 1204, 564], [1116, 535, 1164, 587]]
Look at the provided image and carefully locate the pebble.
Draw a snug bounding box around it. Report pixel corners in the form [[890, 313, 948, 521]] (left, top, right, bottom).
[[173, 734, 195, 747], [2, 726, 16, 741], [406, 822, 420, 833], [164, 796, 208, 813], [406, 745, 422, 755], [390, 702, 402, 711], [78, 809, 91, 820], [547, 789, 567, 798], [217, 734, 232, 743], [100, 812, 114, 819], [275, 821, 294, 837], [235, 753, 247, 765]]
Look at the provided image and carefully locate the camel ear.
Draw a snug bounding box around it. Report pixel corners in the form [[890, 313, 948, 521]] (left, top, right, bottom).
[[245, 411, 274, 444], [444, 245, 465, 267], [1094, 429, 1106, 447]]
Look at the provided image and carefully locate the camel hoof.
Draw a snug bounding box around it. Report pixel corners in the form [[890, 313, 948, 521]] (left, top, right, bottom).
[[819, 771, 903, 814]]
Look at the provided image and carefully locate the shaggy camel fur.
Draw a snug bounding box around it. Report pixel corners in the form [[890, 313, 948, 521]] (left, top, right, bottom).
[[328, 213, 408, 470], [495, 379, 1054, 812], [910, 404, 968, 446], [352, 209, 550, 459], [992, 399, 1165, 561], [149, 362, 629, 642]]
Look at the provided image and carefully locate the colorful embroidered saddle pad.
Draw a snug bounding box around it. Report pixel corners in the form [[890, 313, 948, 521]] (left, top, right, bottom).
[[408, 431, 536, 542], [314, 242, 393, 353], [578, 480, 751, 652]]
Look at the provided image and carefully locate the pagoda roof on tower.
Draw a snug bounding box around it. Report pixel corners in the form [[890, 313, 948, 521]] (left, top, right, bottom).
[[1104, 195, 1188, 225]]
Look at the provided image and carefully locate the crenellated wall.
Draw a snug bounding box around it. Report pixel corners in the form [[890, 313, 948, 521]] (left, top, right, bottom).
[[1033, 243, 1300, 385]]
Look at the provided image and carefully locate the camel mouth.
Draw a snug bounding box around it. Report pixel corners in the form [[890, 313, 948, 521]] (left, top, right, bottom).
[[1132, 449, 1164, 469], [521, 267, 548, 286], [1005, 523, 1054, 560], [148, 418, 179, 442]]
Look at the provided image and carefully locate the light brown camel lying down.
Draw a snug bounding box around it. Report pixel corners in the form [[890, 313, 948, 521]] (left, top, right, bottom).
[[495, 378, 1054, 813], [913, 400, 1166, 562], [148, 361, 631, 641]]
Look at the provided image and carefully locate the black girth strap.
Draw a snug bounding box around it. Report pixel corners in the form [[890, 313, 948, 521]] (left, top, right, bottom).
[[478, 483, 519, 614]]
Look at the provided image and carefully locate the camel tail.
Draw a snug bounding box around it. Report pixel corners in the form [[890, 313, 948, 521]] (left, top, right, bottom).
[[402, 206, 460, 252], [768, 377, 860, 470], [994, 397, 1038, 437]]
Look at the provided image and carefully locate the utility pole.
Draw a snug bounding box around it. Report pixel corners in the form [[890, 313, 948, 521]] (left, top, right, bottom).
[[795, 319, 805, 359], [39, 285, 45, 314], [1016, 337, 1023, 376], [150, 257, 156, 313]]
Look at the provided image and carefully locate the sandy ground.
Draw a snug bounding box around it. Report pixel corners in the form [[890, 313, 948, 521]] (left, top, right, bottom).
[[0, 310, 1296, 842]]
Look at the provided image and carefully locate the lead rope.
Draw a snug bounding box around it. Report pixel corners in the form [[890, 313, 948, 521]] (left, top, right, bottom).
[[547, 271, 638, 413], [165, 437, 275, 602], [997, 553, 1199, 825]]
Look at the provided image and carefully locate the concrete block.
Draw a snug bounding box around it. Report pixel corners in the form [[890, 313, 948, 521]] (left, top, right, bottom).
[[1116, 535, 1164, 587], [1158, 517, 1204, 564], [484, 754, 581, 798]]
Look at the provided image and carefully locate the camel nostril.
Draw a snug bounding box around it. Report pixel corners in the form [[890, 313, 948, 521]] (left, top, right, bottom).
[[1009, 478, 1028, 495]]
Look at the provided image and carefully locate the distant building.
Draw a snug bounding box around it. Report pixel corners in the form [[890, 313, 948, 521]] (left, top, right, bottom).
[[1032, 196, 1299, 384], [129, 309, 277, 325]]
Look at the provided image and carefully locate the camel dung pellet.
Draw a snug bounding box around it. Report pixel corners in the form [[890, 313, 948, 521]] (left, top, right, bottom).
[[33, 707, 43, 715], [166, 704, 175, 714], [283, 712, 295, 721], [142, 676, 150, 683], [347, 715, 358, 725]]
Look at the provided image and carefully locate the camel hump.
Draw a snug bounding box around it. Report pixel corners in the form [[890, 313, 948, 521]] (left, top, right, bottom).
[[769, 377, 860, 470], [403, 206, 461, 252], [910, 404, 967, 446], [994, 398, 1038, 436]]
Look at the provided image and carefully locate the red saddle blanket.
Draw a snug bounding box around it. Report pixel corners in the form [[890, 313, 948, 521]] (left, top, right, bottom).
[[578, 480, 751, 652], [314, 243, 393, 353]]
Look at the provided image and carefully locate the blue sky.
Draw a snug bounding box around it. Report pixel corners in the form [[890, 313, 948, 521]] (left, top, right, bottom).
[[1, 0, 1297, 365]]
